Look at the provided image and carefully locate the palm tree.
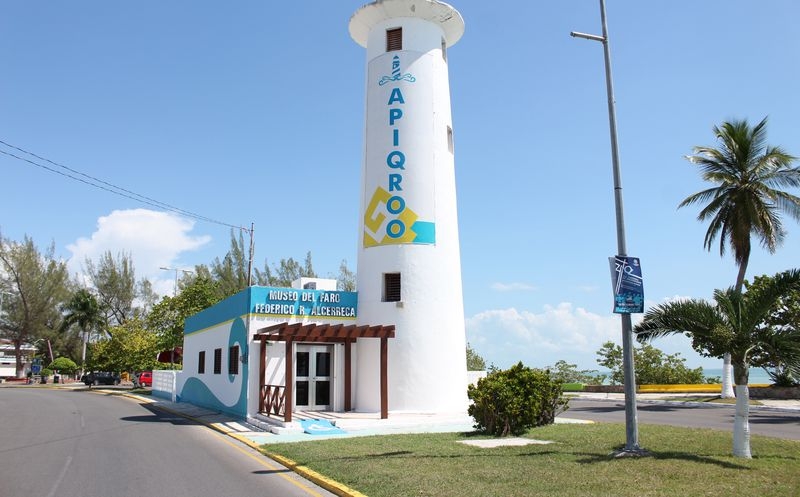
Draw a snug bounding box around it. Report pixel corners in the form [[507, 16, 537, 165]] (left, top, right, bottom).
[[59, 289, 105, 376], [634, 269, 800, 458], [681, 116, 800, 396]]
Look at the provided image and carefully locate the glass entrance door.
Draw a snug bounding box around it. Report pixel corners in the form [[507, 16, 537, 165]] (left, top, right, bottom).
[[295, 344, 333, 411]]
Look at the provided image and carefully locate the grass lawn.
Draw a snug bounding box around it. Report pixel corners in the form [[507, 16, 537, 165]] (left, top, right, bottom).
[[263, 423, 800, 497]]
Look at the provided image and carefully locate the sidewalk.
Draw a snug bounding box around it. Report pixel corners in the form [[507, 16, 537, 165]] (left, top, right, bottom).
[[136, 393, 479, 445]]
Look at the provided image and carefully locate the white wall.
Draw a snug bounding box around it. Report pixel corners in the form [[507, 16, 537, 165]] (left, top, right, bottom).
[[352, 2, 469, 414]]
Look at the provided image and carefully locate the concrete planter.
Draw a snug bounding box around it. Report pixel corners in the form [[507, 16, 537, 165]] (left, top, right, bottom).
[[749, 386, 800, 400]]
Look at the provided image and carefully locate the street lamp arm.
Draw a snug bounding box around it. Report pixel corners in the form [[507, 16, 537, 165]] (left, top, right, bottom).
[[570, 31, 606, 43], [160, 266, 194, 297]]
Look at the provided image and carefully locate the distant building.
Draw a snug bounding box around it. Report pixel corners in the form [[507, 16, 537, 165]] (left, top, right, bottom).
[[0, 339, 36, 378]]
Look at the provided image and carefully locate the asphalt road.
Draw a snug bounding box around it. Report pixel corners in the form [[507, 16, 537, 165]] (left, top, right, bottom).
[[561, 398, 800, 440], [0, 388, 336, 497]]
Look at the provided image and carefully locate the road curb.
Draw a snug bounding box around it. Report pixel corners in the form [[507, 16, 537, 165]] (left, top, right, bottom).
[[265, 452, 368, 497], [117, 393, 367, 497]]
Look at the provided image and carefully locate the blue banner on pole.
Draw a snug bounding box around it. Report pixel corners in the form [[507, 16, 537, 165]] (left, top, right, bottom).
[[609, 256, 644, 314]]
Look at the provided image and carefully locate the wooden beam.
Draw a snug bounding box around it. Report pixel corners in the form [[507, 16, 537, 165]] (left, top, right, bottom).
[[259, 337, 267, 412], [380, 336, 388, 419], [284, 338, 293, 423], [344, 338, 352, 412]]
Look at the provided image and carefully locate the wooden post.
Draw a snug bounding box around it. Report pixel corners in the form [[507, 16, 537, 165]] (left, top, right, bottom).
[[380, 336, 388, 419], [284, 338, 293, 423], [259, 337, 267, 412], [344, 338, 352, 412]]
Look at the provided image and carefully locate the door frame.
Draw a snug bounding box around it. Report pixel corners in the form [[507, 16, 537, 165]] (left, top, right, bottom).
[[294, 343, 334, 411]]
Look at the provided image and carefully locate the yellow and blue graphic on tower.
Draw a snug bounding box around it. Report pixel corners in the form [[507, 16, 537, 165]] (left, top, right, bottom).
[[363, 54, 436, 247]]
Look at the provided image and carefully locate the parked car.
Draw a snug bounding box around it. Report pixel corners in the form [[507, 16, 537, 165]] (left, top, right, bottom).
[[133, 371, 152, 388], [82, 372, 121, 386]]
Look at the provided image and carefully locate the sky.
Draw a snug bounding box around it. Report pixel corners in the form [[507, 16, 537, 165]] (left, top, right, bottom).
[[2, 1, 799, 372]]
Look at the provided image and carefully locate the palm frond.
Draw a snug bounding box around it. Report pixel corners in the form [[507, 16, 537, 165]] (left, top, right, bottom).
[[634, 299, 721, 342]]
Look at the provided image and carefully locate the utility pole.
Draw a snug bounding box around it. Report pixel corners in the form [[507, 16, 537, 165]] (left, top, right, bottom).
[[245, 222, 255, 287]]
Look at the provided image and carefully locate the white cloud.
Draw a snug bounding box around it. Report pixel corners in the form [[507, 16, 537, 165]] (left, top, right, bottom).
[[66, 209, 211, 296], [466, 299, 722, 372], [465, 304, 619, 370], [490, 282, 537, 292]]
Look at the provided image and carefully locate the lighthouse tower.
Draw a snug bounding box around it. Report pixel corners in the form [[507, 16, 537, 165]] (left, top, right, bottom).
[[350, 0, 467, 413]]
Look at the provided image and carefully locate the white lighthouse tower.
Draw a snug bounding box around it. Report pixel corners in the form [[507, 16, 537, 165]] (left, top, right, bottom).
[[350, 0, 467, 414]]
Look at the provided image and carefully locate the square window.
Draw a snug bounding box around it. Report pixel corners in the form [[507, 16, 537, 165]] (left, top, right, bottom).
[[383, 273, 401, 302], [386, 27, 402, 52]]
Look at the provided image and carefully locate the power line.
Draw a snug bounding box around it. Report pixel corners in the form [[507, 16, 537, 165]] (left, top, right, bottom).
[[0, 139, 244, 231]]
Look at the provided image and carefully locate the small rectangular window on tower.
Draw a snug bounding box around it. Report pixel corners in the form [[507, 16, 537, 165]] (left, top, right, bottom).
[[198, 350, 205, 374], [441, 37, 447, 61], [383, 273, 401, 302], [386, 27, 402, 52], [447, 126, 454, 153]]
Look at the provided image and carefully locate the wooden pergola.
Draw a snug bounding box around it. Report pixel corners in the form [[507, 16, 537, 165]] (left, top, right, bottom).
[[253, 322, 395, 422]]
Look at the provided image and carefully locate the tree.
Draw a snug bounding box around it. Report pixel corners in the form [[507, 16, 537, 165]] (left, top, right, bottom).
[[336, 259, 356, 291], [48, 357, 78, 376], [596, 341, 705, 385], [680, 116, 800, 397], [270, 252, 317, 288], [85, 251, 137, 328], [88, 317, 159, 373], [466, 342, 486, 371], [633, 269, 800, 458], [547, 360, 604, 385], [0, 235, 69, 377], [746, 274, 800, 386], [147, 276, 219, 365], [137, 278, 159, 316], [204, 238, 326, 297], [59, 288, 105, 375], [209, 230, 252, 298]]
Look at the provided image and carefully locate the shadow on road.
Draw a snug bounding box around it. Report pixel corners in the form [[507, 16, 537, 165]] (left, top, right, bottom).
[[118, 402, 199, 426]]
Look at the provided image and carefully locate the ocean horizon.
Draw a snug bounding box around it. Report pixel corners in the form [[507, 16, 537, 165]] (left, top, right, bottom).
[[702, 367, 772, 385], [596, 367, 774, 385]]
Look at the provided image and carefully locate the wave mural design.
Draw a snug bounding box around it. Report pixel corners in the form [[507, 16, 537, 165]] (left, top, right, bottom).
[[179, 316, 249, 418]]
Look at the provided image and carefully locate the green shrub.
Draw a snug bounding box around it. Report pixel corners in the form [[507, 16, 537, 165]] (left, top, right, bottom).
[[48, 357, 79, 375], [41, 368, 54, 377], [597, 341, 706, 384], [467, 362, 568, 436], [547, 360, 605, 385], [768, 369, 798, 387]]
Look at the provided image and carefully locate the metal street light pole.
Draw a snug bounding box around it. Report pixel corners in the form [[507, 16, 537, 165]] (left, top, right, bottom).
[[160, 267, 193, 297], [571, 0, 644, 455]]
